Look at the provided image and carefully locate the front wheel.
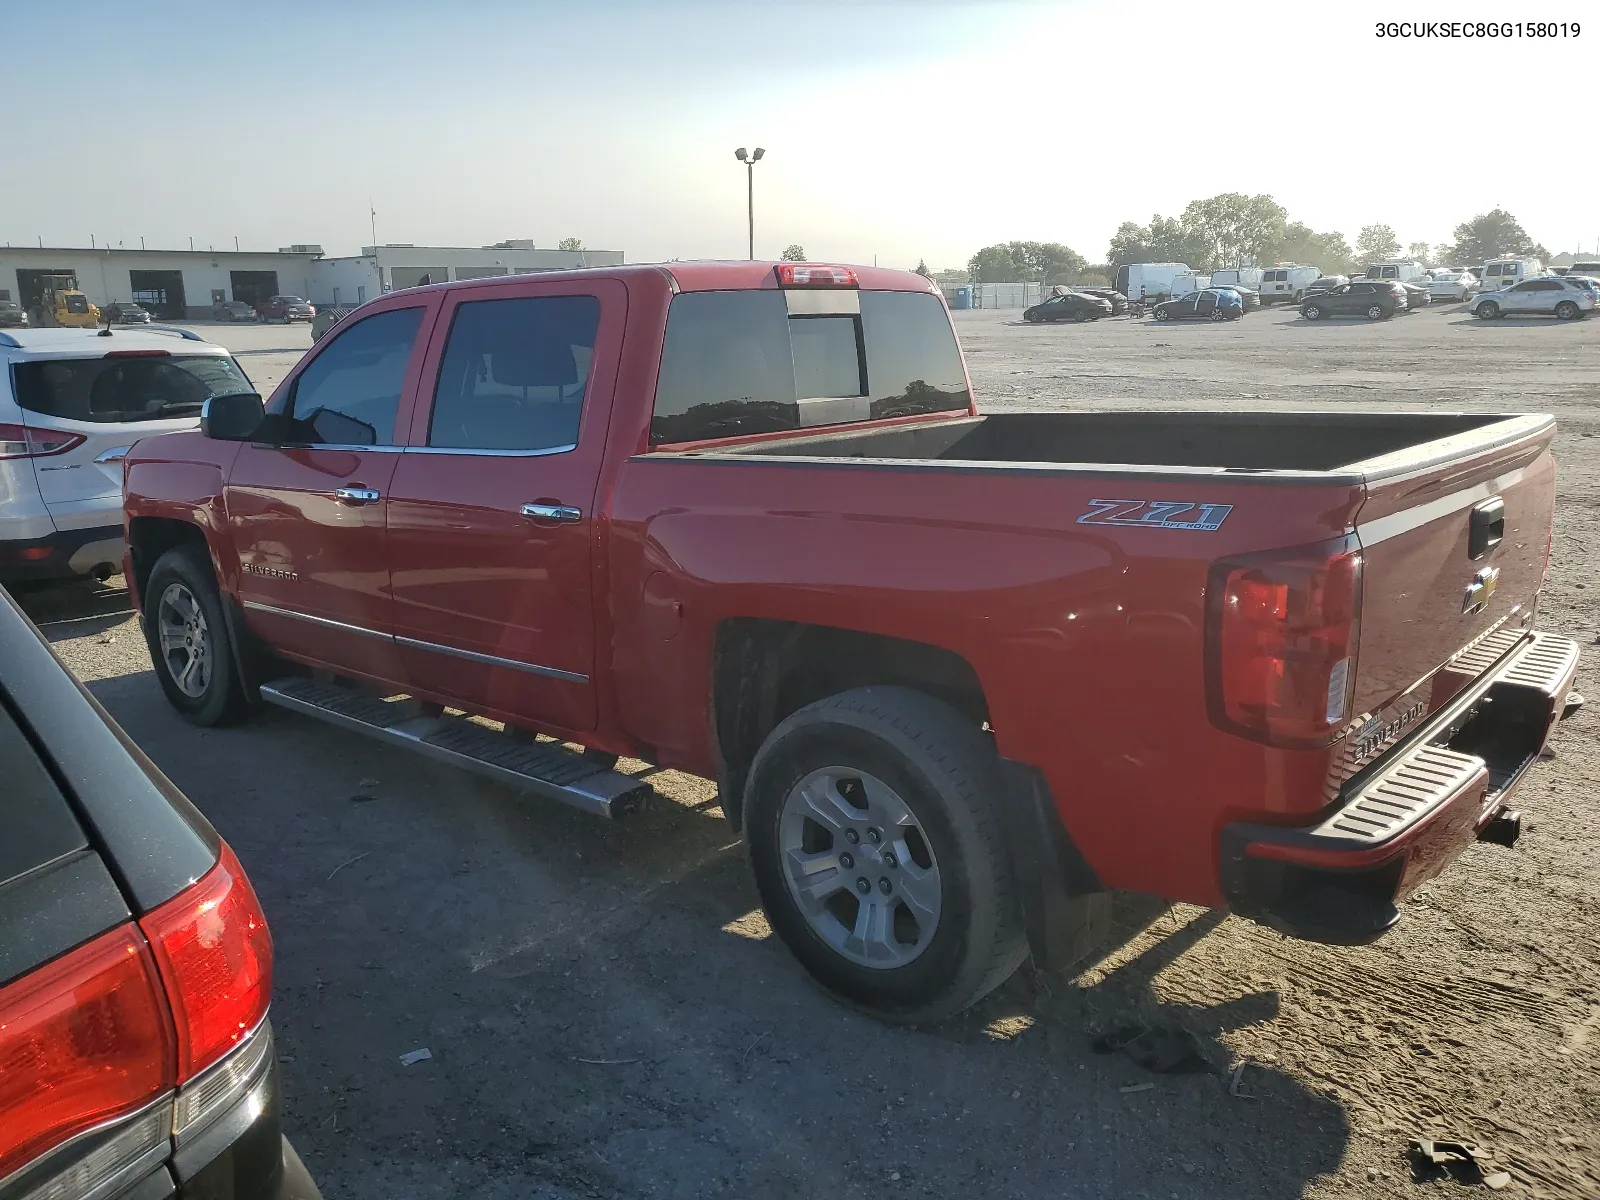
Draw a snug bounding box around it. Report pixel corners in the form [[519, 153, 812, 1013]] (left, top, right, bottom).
[[744, 686, 1026, 1025], [142, 545, 250, 726], [1153, 308, 1170, 321], [1302, 304, 1323, 321], [1555, 300, 1580, 321], [1476, 301, 1500, 320]]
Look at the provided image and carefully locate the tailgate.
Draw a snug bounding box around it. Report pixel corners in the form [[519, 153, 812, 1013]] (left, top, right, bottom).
[[1349, 415, 1555, 719]]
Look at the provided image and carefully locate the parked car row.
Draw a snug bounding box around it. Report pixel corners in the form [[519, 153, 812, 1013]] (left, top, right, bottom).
[[1473, 275, 1596, 321], [209, 296, 317, 323]]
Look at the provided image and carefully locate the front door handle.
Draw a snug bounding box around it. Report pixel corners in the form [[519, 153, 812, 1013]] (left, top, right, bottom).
[[334, 485, 382, 505], [521, 503, 582, 523]]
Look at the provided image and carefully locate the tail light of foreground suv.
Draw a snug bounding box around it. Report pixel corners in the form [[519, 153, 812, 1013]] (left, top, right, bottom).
[[0, 843, 272, 1190], [0, 424, 86, 460], [1207, 540, 1364, 747]]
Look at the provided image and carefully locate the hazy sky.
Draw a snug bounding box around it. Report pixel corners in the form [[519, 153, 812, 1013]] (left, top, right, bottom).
[[2, 0, 1591, 267]]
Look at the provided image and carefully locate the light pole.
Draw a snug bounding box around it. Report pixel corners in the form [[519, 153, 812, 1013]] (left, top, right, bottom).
[[733, 146, 765, 259]]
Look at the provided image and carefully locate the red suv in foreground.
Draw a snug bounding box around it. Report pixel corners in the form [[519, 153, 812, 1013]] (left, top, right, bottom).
[[0, 588, 319, 1199]]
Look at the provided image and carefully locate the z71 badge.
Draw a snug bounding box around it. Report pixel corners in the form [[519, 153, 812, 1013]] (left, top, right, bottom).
[[1076, 498, 1233, 531]]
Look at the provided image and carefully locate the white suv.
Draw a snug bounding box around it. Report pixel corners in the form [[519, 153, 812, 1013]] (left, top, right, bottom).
[[1, 326, 255, 583], [1473, 276, 1596, 321]]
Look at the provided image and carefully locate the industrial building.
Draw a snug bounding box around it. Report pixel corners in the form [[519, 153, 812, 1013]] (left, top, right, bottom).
[[0, 240, 623, 321]]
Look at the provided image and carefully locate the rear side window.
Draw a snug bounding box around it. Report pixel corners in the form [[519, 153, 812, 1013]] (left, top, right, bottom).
[[651, 289, 969, 444], [428, 295, 600, 452], [12, 355, 254, 424], [287, 307, 423, 445]]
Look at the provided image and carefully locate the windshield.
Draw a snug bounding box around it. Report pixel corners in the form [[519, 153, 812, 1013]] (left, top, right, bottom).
[[64, 294, 90, 313], [13, 353, 255, 423]]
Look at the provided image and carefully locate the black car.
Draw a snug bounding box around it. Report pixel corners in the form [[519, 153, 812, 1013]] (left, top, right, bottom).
[[1023, 291, 1113, 322], [0, 588, 321, 1200], [102, 301, 155, 325], [1152, 288, 1243, 321], [1299, 280, 1407, 321], [0, 300, 27, 328]]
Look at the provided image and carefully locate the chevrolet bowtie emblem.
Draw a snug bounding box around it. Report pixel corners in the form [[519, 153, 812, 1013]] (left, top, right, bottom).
[[1463, 566, 1499, 614]]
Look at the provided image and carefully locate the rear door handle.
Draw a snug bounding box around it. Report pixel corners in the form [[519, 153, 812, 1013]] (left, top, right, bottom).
[[521, 503, 582, 523], [334, 485, 382, 505]]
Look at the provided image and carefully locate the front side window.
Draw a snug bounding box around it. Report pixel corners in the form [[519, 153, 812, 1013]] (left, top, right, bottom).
[[287, 306, 423, 445], [428, 295, 601, 452], [651, 289, 969, 444], [13, 354, 254, 424]]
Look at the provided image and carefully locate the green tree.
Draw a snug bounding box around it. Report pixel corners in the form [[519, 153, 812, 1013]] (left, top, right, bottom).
[[913, 259, 932, 278], [1446, 209, 1548, 266], [1179, 193, 1287, 270], [968, 244, 1022, 282], [1354, 224, 1401, 264], [932, 268, 969, 291], [557, 237, 583, 251], [1406, 241, 1432, 265], [966, 241, 1085, 283], [1276, 222, 1355, 275], [780, 244, 807, 262]]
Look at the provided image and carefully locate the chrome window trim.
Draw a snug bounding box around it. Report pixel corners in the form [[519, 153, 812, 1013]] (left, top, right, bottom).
[[404, 442, 578, 458], [394, 635, 588, 683], [241, 602, 588, 683], [250, 442, 404, 453]]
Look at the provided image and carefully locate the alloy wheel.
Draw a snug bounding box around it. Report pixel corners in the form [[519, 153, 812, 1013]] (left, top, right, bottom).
[[157, 582, 212, 699], [777, 767, 942, 969]]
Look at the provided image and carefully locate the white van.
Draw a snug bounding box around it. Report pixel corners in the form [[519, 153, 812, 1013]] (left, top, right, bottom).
[[1258, 265, 1322, 305], [1210, 267, 1263, 290], [1363, 261, 1426, 283], [0, 326, 251, 583], [1169, 272, 1212, 298], [1119, 263, 1193, 302], [1479, 258, 1545, 291]]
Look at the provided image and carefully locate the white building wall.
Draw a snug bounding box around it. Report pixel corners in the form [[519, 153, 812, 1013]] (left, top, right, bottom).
[[309, 258, 382, 308], [0, 248, 319, 315]]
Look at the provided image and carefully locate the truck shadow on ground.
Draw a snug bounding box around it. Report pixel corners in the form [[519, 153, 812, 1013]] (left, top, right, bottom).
[[82, 668, 1350, 1200]]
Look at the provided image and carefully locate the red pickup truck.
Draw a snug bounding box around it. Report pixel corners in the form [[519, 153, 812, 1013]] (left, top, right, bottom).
[[121, 261, 1579, 1023]]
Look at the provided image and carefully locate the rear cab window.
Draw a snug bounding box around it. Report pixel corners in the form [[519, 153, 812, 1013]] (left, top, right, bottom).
[[12, 353, 254, 423], [651, 288, 969, 444]]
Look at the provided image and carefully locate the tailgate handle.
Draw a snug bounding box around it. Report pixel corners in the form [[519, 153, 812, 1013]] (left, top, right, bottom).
[[1469, 497, 1504, 560]]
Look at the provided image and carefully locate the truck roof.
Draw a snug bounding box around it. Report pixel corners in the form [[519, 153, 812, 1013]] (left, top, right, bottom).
[[392, 260, 941, 298]]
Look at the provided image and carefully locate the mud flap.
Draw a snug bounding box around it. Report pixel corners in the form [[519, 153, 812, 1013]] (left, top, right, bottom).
[[995, 760, 1111, 974]]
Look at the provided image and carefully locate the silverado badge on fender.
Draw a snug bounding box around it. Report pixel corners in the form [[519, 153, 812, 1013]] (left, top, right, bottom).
[[1077, 498, 1233, 531]]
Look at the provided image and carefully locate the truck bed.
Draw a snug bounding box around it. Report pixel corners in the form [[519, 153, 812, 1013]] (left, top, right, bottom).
[[700, 410, 1525, 476]]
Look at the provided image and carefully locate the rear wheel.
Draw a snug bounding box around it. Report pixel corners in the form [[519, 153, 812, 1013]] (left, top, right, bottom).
[[1210, 309, 1227, 322], [744, 686, 1026, 1025], [143, 546, 250, 726], [1476, 300, 1500, 320], [1555, 300, 1580, 321], [1365, 304, 1386, 321]]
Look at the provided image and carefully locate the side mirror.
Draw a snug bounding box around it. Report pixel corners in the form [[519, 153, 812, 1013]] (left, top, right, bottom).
[[201, 392, 265, 441]]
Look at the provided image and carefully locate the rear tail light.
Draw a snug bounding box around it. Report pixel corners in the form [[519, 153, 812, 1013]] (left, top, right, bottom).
[[1206, 540, 1364, 746], [774, 263, 858, 288], [0, 928, 175, 1181], [139, 843, 273, 1082], [0, 424, 86, 460]]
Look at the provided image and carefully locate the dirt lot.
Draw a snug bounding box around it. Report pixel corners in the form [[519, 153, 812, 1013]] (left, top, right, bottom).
[[16, 304, 1599, 1199]]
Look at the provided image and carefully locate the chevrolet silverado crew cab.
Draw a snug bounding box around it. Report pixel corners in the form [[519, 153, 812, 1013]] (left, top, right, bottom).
[[120, 262, 1579, 1024]]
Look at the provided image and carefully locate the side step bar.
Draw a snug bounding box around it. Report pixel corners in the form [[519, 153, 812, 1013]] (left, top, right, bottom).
[[258, 677, 651, 819]]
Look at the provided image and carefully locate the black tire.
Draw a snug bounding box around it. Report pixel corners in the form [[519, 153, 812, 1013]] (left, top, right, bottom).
[[1302, 304, 1323, 321], [1153, 307, 1170, 321], [1555, 300, 1579, 321], [1476, 301, 1500, 320], [1365, 304, 1386, 321], [744, 686, 1027, 1025], [142, 545, 251, 726]]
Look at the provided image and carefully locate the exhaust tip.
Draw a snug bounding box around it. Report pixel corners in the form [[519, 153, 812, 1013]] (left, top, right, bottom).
[[1479, 809, 1522, 849]]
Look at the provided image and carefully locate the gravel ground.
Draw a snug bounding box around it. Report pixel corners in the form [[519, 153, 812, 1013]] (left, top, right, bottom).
[[14, 304, 1598, 1199]]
